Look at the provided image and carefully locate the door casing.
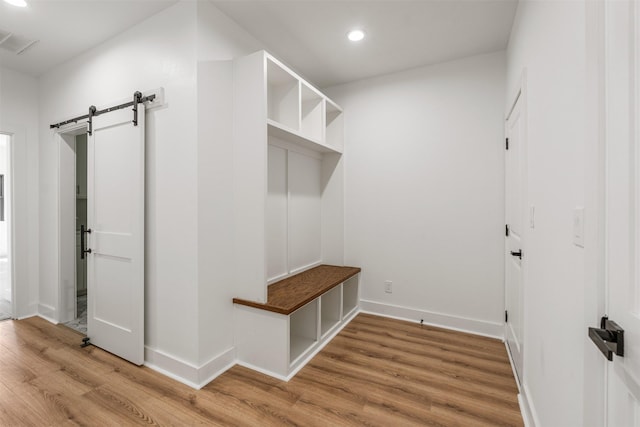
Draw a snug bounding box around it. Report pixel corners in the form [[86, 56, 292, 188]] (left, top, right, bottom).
[[56, 123, 86, 324]]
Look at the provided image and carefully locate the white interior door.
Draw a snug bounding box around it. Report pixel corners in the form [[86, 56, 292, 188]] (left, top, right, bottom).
[[87, 106, 145, 365], [505, 92, 525, 384], [603, 1, 640, 424]]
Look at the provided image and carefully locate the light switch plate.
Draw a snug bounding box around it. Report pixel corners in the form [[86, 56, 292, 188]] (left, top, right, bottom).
[[573, 207, 585, 247], [384, 280, 392, 293]]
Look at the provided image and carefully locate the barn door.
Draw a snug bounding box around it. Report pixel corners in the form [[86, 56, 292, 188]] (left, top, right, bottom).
[[86, 105, 145, 365]]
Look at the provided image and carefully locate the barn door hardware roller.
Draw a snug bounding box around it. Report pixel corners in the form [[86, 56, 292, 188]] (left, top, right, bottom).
[[589, 316, 624, 361], [49, 91, 156, 135]]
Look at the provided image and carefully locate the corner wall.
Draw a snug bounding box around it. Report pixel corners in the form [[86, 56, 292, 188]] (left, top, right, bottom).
[[0, 66, 40, 319], [38, 1, 201, 366], [195, 0, 264, 380], [36, 0, 270, 387], [325, 52, 506, 337], [506, 1, 604, 425]]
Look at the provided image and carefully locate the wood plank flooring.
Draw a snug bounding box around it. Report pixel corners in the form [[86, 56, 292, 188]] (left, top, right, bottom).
[[0, 313, 522, 426]]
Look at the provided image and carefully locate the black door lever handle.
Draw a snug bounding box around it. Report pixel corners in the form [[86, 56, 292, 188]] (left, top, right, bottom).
[[510, 250, 522, 259]]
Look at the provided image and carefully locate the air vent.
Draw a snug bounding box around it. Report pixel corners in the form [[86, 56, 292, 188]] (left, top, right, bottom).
[[0, 29, 38, 55]]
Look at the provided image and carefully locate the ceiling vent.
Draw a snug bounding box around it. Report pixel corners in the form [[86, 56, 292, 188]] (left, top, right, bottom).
[[0, 28, 38, 55]]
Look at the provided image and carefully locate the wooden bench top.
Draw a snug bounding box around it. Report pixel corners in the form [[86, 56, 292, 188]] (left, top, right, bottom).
[[233, 264, 361, 315]]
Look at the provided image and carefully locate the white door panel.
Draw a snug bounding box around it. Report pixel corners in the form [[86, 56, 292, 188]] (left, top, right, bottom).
[[505, 92, 525, 384], [602, 1, 640, 425], [87, 106, 145, 365]]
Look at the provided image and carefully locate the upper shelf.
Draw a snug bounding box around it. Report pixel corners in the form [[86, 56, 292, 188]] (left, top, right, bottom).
[[267, 119, 341, 154], [264, 53, 344, 154]]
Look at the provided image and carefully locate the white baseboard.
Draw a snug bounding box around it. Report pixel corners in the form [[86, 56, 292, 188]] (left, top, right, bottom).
[[519, 382, 540, 427], [14, 302, 38, 320], [235, 361, 288, 382], [360, 299, 504, 339], [144, 346, 236, 390], [37, 303, 57, 323], [504, 340, 532, 427], [196, 347, 237, 387]]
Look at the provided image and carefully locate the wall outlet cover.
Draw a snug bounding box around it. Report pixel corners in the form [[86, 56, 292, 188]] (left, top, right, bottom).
[[384, 280, 392, 293]]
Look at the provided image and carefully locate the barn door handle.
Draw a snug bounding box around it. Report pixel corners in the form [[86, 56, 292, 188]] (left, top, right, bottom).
[[80, 225, 92, 259], [510, 250, 522, 259], [589, 316, 624, 361]]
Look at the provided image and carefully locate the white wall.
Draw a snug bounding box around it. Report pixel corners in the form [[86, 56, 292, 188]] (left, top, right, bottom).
[[325, 52, 506, 336], [35, 0, 273, 387], [0, 66, 39, 319], [506, 1, 603, 426], [195, 0, 264, 372], [39, 1, 200, 364]]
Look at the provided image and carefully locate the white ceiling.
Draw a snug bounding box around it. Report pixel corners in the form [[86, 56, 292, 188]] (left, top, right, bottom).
[[0, 0, 176, 76], [0, 0, 518, 87], [212, 0, 518, 88]]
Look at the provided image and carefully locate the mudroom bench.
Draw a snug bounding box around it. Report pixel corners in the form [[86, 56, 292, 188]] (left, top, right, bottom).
[[233, 264, 361, 380]]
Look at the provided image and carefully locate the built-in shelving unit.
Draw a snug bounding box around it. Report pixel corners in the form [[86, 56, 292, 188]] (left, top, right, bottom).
[[343, 275, 359, 319], [321, 285, 342, 338], [232, 50, 353, 380], [234, 265, 360, 379], [290, 300, 318, 364], [232, 50, 346, 303]]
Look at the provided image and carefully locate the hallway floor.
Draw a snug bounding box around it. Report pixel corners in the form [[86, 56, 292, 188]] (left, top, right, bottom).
[[0, 313, 522, 426]]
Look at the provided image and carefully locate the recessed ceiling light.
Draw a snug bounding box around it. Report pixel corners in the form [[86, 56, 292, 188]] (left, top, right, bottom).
[[4, 0, 27, 7], [347, 29, 365, 42]]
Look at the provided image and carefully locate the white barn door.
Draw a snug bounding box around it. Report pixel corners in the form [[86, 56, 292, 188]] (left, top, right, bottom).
[[86, 106, 145, 365]]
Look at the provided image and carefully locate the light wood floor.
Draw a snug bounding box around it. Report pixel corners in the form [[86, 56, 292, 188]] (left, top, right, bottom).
[[0, 313, 523, 426]]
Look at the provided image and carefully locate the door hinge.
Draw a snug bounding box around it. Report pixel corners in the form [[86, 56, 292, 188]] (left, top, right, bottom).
[[506, 138, 509, 150], [505, 310, 508, 323], [505, 224, 510, 237]]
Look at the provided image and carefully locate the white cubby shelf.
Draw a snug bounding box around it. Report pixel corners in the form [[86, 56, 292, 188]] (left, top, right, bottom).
[[234, 265, 360, 380]]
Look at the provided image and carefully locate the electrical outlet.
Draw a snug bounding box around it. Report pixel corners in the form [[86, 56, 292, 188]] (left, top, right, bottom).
[[384, 280, 392, 293]]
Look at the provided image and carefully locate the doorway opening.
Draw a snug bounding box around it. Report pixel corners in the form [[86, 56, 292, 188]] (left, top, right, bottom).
[[63, 133, 88, 334], [0, 134, 13, 321], [56, 124, 88, 333]]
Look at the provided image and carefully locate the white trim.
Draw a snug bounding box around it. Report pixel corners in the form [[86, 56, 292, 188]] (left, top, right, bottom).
[[16, 303, 37, 320], [235, 361, 288, 382], [54, 123, 86, 325], [0, 132, 15, 320], [520, 381, 541, 427], [196, 347, 237, 387], [360, 300, 503, 339], [37, 310, 58, 325], [505, 340, 538, 427], [144, 346, 236, 390]]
